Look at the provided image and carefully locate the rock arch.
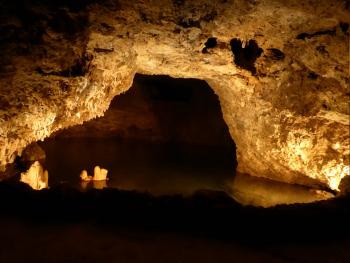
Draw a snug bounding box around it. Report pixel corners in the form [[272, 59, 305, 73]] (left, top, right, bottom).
[[0, 0, 349, 191]]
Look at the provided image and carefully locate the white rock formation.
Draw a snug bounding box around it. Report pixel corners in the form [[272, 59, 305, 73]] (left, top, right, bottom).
[[80, 170, 93, 182], [20, 161, 49, 190], [93, 166, 109, 181], [80, 166, 109, 182]]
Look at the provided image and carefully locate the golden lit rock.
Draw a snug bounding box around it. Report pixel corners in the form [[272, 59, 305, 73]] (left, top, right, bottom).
[[20, 161, 49, 190], [0, 0, 349, 191], [20, 143, 46, 163], [80, 167, 108, 182], [93, 166, 109, 181], [80, 170, 93, 182]]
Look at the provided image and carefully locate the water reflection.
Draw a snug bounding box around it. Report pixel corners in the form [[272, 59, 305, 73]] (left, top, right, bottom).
[[39, 138, 235, 196], [37, 137, 335, 205], [226, 173, 334, 207], [81, 180, 108, 190]]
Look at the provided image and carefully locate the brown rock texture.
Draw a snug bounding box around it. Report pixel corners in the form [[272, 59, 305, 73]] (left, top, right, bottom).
[[0, 0, 349, 190]]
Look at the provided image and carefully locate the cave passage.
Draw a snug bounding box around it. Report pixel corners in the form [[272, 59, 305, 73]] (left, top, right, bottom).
[[39, 74, 237, 195]]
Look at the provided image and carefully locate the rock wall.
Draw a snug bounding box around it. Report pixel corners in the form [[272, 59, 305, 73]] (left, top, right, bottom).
[[0, 0, 349, 190]]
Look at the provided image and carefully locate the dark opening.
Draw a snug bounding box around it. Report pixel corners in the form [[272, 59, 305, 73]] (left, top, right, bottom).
[[339, 22, 349, 33], [202, 37, 217, 53], [296, 29, 336, 40], [38, 74, 237, 195], [266, 48, 285, 60], [230, 38, 263, 75]]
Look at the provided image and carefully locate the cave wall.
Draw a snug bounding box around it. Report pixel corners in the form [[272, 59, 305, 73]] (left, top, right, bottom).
[[0, 0, 349, 190]]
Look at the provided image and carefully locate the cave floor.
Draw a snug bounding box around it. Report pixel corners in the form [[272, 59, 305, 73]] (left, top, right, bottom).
[[0, 170, 350, 262], [0, 217, 349, 263]]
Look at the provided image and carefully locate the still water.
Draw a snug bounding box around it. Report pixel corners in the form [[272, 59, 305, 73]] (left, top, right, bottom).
[[37, 137, 333, 206], [39, 138, 236, 196]]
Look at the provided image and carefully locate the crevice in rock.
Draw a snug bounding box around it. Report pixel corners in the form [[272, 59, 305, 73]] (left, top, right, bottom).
[[177, 17, 201, 28], [296, 29, 336, 40], [202, 37, 217, 53], [173, 0, 185, 7], [177, 11, 217, 29], [94, 47, 114, 53], [339, 22, 349, 33], [97, 22, 115, 35], [307, 72, 319, 80], [201, 10, 218, 22], [47, 10, 89, 39], [59, 81, 71, 93], [345, 0, 350, 10], [230, 38, 263, 75], [316, 45, 328, 55], [36, 53, 93, 77], [140, 12, 152, 23], [266, 48, 285, 60]]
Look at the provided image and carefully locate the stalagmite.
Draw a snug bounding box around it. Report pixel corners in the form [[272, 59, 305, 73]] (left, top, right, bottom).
[[20, 161, 49, 190], [80, 170, 93, 182], [93, 166, 109, 181], [80, 166, 109, 182]]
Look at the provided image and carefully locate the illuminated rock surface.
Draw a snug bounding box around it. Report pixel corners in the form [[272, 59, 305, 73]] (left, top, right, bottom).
[[80, 166, 108, 182], [93, 166, 109, 181], [20, 161, 48, 190], [20, 143, 46, 163], [80, 170, 92, 181], [0, 0, 349, 191]]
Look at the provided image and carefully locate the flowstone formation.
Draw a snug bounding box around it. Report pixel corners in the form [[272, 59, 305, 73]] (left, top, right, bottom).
[[20, 161, 49, 190], [80, 166, 109, 181], [0, 0, 349, 191]]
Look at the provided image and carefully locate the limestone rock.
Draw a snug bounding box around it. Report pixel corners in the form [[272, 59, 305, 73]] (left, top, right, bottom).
[[20, 161, 49, 190], [80, 166, 108, 181], [20, 143, 46, 163], [0, 0, 349, 191], [93, 166, 109, 181], [80, 170, 93, 181]]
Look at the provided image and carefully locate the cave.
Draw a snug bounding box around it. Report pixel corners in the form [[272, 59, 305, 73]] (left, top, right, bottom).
[[3, 73, 333, 206], [39, 74, 237, 195], [0, 0, 350, 262]]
